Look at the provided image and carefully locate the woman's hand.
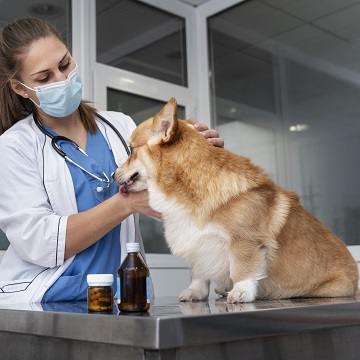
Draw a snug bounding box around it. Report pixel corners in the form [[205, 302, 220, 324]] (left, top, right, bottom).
[[121, 189, 162, 220], [193, 123, 224, 148]]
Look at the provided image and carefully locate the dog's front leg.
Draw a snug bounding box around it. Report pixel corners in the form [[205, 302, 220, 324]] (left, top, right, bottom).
[[227, 239, 267, 303], [179, 278, 210, 302]]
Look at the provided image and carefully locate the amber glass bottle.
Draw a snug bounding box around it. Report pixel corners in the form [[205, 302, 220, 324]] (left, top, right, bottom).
[[117, 242, 150, 312]]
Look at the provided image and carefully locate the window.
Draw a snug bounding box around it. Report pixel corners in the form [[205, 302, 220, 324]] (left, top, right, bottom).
[[208, 0, 360, 245], [96, 0, 188, 86], [0, 1, 71, 47]]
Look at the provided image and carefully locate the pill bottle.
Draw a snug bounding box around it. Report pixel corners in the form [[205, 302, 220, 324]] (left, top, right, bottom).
[[117, 242, 150, 312], [87, 274, 114, 312]]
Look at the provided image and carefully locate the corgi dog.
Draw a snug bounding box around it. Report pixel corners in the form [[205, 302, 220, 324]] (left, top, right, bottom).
[[113, 98, 359, 303]]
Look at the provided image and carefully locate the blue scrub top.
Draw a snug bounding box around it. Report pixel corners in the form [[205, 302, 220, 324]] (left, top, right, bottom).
[[42, 126, 121, 302]]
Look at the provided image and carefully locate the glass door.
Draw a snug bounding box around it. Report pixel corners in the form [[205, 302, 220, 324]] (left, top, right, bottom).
[[207, 0, 360, 262], [94, 0, 197, 296], [106, 90, 185, 254]]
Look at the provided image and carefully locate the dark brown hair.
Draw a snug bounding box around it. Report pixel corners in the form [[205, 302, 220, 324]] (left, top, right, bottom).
[[0, 17, 97, 135]]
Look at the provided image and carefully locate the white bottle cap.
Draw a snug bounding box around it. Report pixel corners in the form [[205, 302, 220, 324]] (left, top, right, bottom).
[[87, 274, 114, 286], [126, 242, 140, 253]]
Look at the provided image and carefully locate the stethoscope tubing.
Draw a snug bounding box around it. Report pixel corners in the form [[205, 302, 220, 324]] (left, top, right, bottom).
[[96, 113, 130, 156], [33, 111, 130, 189], [33, 112, 130, 156], [64, 155, 110, 184]]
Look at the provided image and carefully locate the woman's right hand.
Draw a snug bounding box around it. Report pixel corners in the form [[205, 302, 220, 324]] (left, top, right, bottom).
[[122, 190, 162, 220]]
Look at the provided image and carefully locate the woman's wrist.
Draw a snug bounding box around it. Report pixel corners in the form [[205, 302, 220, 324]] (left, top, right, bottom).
[[112, 191, 134, 219], [116, 189, 162, 220]]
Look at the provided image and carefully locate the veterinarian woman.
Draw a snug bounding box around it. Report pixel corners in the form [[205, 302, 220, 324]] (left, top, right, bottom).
[[0, 17, 224, 304]]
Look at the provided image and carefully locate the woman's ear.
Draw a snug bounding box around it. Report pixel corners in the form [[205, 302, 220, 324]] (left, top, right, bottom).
[[9, 79, 28, 98]]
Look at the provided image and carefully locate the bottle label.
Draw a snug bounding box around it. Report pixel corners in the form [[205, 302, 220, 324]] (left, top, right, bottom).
[[117, 276, 121, 304], [146, 276, 150, 304]]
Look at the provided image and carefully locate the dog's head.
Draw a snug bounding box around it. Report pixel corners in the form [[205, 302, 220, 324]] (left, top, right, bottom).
[[113, 97, 183, 194]]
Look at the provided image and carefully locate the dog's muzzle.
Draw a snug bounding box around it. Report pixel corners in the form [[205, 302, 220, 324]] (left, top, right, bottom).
[[119, 172, 139, 194]]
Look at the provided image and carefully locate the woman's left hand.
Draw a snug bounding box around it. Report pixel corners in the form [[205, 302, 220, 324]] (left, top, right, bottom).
[[193, 123, 224, 148]]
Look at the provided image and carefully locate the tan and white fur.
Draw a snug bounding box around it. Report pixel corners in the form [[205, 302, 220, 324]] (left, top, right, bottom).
[[113, 98, 359, 303]]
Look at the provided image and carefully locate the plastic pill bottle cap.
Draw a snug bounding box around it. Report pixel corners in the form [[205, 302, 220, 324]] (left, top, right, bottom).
[[126, 242, 140, 253], [87, 274, 114, 286]]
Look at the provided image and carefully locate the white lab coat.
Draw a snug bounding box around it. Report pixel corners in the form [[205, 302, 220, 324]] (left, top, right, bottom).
[[0, 111, 144, 304]]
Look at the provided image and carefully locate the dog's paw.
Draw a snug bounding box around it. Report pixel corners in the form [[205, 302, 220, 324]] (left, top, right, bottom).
[[227, 289, 255, 303], [179, 288, 208, 302], [227, 279, 257, 303]]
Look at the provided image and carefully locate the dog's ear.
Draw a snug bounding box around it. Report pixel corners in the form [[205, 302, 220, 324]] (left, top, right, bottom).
[[150, 97, 179, 145]]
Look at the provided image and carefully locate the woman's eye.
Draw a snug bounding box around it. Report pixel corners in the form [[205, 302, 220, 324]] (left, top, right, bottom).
[[60, 62, 70, 71], [38, 76, 50, 83], [36, 62, 71, 83]]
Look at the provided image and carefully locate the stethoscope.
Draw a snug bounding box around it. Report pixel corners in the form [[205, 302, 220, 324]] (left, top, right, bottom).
[[33, 112, 130, 192]]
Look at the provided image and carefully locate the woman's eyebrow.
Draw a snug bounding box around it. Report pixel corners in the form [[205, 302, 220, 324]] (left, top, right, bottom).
[[30, 51, 69, 76]]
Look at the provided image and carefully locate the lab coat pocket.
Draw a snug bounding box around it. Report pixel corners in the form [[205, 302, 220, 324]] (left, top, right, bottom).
[[0, 278, 33, 294]]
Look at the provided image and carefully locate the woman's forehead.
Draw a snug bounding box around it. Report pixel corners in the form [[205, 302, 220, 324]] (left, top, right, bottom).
[[19, 36, 68, 76]]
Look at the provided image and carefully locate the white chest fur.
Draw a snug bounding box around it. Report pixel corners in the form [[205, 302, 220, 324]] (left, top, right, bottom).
[[149, 186, 231, 281]]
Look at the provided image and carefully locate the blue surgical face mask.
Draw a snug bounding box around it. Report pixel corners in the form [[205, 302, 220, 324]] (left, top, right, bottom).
[[18, 64, 83, 117]]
